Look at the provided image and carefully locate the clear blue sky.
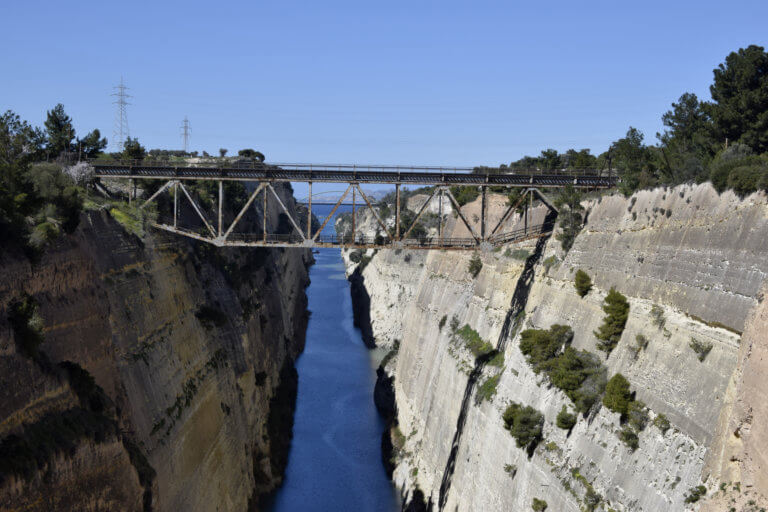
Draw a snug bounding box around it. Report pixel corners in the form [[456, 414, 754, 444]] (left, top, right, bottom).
[[2, 0, 767, 167]]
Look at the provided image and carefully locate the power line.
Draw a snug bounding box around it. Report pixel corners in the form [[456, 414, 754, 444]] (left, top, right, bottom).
[[111, 77, 131, 151], [181, 116, 190, 153]]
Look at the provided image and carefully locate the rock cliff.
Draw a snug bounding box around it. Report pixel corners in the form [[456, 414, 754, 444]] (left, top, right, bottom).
[[0, 183, 312, 511], [344, 183, 768, 511]]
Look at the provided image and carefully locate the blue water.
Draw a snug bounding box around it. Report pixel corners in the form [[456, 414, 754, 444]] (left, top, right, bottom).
[[265, 205, 398, 512]]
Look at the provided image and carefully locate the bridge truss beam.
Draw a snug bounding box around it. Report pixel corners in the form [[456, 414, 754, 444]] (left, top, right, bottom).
[[96, 166, 583, 250]]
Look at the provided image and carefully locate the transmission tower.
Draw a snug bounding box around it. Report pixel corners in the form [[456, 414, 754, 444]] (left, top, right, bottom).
[[111, 77, 131, 151], [181, 116, 191, 153]]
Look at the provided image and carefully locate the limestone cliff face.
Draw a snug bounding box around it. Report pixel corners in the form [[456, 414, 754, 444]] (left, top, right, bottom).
[[0, 183, 311, 512], [345, 183, 768, 511]]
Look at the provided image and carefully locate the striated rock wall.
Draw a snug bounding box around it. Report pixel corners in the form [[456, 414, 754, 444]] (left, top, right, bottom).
[[0, 183, 312, 511], [345, 183, 768, 511]]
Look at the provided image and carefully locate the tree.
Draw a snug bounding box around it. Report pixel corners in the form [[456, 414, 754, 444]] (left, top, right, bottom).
[[219, 148, 228, 158], [123, 137, 146, 161], [603, 373, 632, 417], [78, 129, 107, 158], [659, 93, 715, 155], [594, 288, 630, 354], [709, 45, 768, 153], [565, 149, 597, 169], [657, 93, 716, 184], [539, 149, 561, 170], [554, 185, 584, 252], [574, 269, 592, 297], [611, 127, 657, 194], [44, 104, 75, 158], [238, 148, 265, 162]]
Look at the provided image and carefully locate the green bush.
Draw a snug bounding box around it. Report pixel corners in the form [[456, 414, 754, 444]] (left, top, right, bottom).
[[519, 325, 606, 414], [627, 400, 649, 431], [619, 426, 639, 450], [594, 288, 630, 354], [556, 405, 577, 430], [532, 497, 548, 511], [468, 253, 483, 278], [502, 402, 544, 449], [652, 413, 671, 434], [455, 324, 494, 357], [684, 485, 707, 503], [476, 374, 500, 403], [348, 249, 363, 263], [603, 374, 632, 417], [574, 269, 592, 297], [689, 337, 713, 362], [438, 315, 447, 331]]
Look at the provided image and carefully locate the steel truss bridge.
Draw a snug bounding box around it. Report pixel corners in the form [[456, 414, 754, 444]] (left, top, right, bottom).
[[92, 161, 617, 250]]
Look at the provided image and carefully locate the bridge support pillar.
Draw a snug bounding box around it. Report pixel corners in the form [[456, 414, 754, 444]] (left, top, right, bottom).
[[352, 185, 356, 244], [263, 182, 267, 242], [307, 182, 312, 239], [480, 185, 487, 241], [395, 184, 401, 241], [173, 181, 178, 228], [218, 180, 223, 237], [524, 188, 528, 235]]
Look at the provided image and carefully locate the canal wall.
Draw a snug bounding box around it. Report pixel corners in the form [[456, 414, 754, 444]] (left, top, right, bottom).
[[0, 183, 312, 511], [344, 183, 768, 511]]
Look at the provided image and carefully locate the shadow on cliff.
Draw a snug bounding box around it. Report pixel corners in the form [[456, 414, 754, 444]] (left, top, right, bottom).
[[436, 209, 558, 511]]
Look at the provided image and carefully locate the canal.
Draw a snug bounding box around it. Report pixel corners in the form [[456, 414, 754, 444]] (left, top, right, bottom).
[[265, 204, 399, 512]]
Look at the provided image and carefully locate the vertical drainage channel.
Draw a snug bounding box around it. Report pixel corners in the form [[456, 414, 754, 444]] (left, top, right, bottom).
[[437, 211, 557, 511]]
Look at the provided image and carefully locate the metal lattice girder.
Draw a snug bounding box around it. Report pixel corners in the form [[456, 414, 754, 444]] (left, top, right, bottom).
[[140, 180, 176, 209], [443, 186, 480, 243], [267, 183, 306, 240], [491, 188, 531, 236], [312, 184, 353, 241], [222, 182, 266, 240], [402, 186, 439, 240], [178, 182, 216, 237], [354, 184, 393, 240]]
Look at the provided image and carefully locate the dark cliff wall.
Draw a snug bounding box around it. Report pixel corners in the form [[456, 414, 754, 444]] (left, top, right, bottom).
[[0, 183, 312, 512]]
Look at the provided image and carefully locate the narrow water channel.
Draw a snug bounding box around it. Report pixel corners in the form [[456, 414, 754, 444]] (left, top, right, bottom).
[[265, 205, 398, 512]]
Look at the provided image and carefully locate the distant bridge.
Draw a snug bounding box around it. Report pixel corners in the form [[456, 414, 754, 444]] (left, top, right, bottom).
[[92, 160, 616, 250]]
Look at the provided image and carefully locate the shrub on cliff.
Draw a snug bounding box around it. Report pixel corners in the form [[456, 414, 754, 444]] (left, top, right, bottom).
[[468, 253, 483, 278], [502, 402, 544, 450], [531, 497, 548, 511], [556, 405, 577, 430], [476, 374, 500, 403], [455, 324, 493, 357], [574, 270, 592, 297], [619, 426, 639, 451], [594, 288, 630, 355], [684, 485, 707, 503], [689, 337, 713, 362], [603, 373, 632, 417], [520, 325, 606, 414]]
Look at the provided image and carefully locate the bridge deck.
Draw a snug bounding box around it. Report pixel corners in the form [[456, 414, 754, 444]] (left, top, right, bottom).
[[92, 161, 618, 188]]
